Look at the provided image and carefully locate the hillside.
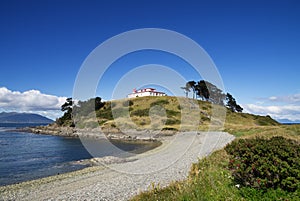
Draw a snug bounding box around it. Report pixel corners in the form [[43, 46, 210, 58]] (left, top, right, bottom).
[[69, 96, 279, 132], [0, 112, 53, 124]]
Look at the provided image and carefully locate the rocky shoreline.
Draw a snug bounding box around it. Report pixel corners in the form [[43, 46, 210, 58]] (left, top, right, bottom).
[[17, 124, 177, 141]]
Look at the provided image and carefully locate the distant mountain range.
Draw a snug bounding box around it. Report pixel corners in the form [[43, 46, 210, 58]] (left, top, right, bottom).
[[0, 112, 54, 124]]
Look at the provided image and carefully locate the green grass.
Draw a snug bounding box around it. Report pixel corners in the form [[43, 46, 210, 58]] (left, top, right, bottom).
[[76, 96, 280, 131], [131, 125, 300, 201], [131, 150, 242, 201]]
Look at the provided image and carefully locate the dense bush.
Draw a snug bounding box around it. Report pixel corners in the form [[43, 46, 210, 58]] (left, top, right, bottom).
[[130, 109, 150, 117], [225, 136, 300, 192], [150, 99, 169, 107], [162, 127, 178, 131], [123, 100, 134, 107], [73, 97, 105, 117], [96, 104, 113, 120], [201, 116, 210, 122], [166, 109, 180, 117], [165, 118, 180, 125]]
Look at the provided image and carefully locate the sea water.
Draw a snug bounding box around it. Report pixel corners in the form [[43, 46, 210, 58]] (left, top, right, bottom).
[[0, 123, 158, 186]]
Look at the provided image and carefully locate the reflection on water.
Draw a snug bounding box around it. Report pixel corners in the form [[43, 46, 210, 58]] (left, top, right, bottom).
[[0, 124, 160, 186]]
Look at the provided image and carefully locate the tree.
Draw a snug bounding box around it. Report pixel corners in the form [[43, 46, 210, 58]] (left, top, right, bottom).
[[196, 80, 209, 101], [205, 81, 226, 105], [226, 93, 243, 112], [61, 97, 73, 113], [181, 86, 190, 98], [187, 81, 196, 99], [56, 97, 74, 126], [235, 104, 243, 113], [95, 97, 105, 110], [73, 97, 105, 117], [57, 97, 105, 126]]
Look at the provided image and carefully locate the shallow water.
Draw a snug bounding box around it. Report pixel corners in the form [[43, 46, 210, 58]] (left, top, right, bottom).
[[0, 123, 159, 186]]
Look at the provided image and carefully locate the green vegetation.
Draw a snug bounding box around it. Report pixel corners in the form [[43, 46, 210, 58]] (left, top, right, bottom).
[[96, 102, 113, 121], [150, 99, 169, 107], [54, 95, 300, 200], [56, 97, 105, 127], [181, 80, 243, 112], [56, 97, 74, 127], [131, 108, 150, 117], [131, 126, 300, 201], [56, 96, 279, 131], [226, 92, 243, 112], [225, 136, 300, 191], [131, 150, 241, 201]]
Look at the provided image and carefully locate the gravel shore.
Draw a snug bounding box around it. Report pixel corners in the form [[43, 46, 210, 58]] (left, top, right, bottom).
[[0, 132, 235, 201]]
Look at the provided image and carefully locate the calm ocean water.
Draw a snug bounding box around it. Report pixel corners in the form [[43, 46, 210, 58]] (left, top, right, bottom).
[[0, 123, 157, 186]]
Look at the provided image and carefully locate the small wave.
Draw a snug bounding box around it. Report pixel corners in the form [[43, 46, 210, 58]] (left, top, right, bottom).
[[0, 127, 11, 132]]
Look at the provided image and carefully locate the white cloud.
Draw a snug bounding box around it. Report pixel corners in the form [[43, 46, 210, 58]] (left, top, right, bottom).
[[267, 94, 300, 103], [269, 96, 277, 101], [0, 87, 67, 120], [244, 93, 300, 122], [243, 104, 300, 122]]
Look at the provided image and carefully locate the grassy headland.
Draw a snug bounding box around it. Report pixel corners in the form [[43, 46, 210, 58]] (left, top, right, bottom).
[[60, 96, 279, 133]]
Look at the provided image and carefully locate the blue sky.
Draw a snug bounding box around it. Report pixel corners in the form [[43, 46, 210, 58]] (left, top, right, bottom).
[[0, 0, 299, 122]]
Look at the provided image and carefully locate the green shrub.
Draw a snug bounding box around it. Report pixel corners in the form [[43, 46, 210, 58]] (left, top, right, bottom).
[[165, 118, 180, 125], [162, 127, 178, 131], [98, 119, 107, 125], [139, 121, 147, 126], [166, 109, 180, 117], [131, 109, 150, 117], [96, 106, 113, 120], [225, 136, 300, 192], [123, 100, 134, 107], [201, 116, 210, 121], [238, 186, 300, 200], [202, 106, 207, 110], [150, 99, 169, 107]]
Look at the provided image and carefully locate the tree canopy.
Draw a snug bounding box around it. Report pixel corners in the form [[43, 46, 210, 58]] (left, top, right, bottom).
[[56, 97, 105, 126], [56, 97, 74, 126], [226, 93, 243, 112], [182, 80, 243, 112], [73, 97, 105, 117]]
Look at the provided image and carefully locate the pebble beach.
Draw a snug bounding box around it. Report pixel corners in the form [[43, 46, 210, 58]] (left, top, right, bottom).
[[0, 132, 235, 201]]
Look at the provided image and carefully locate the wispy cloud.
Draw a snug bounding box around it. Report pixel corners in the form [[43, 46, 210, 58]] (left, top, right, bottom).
[[267, 94, 300, 103], [243, 93, 300, 122], [0, 87, 66, 120]]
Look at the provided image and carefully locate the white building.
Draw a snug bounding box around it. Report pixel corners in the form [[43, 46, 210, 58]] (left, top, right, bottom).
[[127, 88, 167, 98]]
